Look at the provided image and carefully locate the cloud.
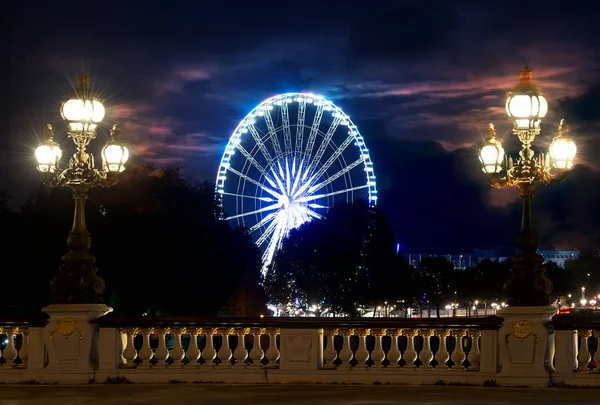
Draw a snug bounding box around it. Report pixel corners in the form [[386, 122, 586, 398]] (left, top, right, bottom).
[[155, 67, 212, 96], [109, 103, 221, 167]]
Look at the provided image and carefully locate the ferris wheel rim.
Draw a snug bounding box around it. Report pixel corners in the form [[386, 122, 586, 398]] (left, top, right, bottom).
[[215, 92, 378, 206]]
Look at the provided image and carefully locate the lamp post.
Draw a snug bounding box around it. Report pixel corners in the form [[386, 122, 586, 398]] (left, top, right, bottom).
[[478, 66, 577, 307], [35, 74, 129, 304]]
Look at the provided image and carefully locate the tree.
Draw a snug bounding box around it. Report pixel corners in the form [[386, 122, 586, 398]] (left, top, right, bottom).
[[415, 256, 457, 317], [264, 200, 397, 316], [565, 249, 600, 290], [543, 261, 575, 300], [0, 165, 264, 316]]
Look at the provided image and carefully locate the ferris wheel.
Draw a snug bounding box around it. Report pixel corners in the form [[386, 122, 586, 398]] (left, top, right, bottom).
[[215, 93, 378, 275]]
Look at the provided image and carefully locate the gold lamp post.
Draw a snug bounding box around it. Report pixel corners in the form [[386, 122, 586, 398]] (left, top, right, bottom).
[[35, 74, 130, 304], [478, 66, 577, 306]]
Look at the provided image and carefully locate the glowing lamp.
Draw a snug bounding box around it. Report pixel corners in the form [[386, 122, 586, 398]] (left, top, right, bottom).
[[61, 73, 105, 133], [479, 123, 505, 174], [102, 124, 129, 173], [505, 66, 548, 130], [35, 124, 62, 173], [549, 119, 576, 170]]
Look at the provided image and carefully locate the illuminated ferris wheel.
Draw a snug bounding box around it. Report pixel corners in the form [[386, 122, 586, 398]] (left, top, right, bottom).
[[215, 93, 378, 275]]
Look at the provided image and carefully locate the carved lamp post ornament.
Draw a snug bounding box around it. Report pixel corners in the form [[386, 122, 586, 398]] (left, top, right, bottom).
[[478, 66, 577, 306], [35, 74, 130, 304]]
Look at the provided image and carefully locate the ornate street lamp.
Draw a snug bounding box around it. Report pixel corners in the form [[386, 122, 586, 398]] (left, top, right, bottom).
[[35, 74, 129, 304], [478, 66, 577, 306]]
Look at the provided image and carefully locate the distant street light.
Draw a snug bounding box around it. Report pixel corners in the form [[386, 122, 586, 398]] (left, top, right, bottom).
[[35, 74, 129, 304], [478, 66, 577, 306]]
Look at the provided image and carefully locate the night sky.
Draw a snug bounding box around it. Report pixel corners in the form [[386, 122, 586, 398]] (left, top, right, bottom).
[[6, 0, 600, 253]]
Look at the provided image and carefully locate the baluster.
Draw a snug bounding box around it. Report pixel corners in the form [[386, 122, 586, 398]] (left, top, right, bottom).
[[323, 329, 338, 368], [354, 329, 370, 367], [593, 331, 600, 372], [451, 329, 466, 369], [338, 329, 354, 367], [218, 328, 233, 366], [18, 329, 29, 367], [468, 331, 481, 370], [435, 330, 450, 368], [122, 328, 139, 367], [203, 328, 217, 366], [265, 328, 280, 366], [404, 330, 418, 367], [233, 328, 249, 366], [154, 327, 170, 366], [419, 330, 434, 368], [250, 328, 265, 366], [577, 330, 592, 371], [386, 329, 402, 367], [2, 327, 19, 367], [170, 328, 186, 367], [186, 328, 202, 367], [370, 328, 386, 367], [138, 328, 155, 367]]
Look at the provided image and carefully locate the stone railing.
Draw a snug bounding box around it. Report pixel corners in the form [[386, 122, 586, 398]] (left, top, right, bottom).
[[0, 316, 47, 383], [551, 311, 600, 387], [3, 308, 600, 387], [92, 315, 503, 385]]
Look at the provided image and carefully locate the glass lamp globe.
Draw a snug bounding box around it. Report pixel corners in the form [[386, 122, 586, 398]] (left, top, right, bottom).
[[101, 124, 129, 173], [549, 120, 577, 169], [505, 66, 548, 130], [35, 124, 62, 173], [479, 123, 505, 174], [60, 74, 105, 133]]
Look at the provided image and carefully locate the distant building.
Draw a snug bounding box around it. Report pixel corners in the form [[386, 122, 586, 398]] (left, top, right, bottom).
[[537, 249, 579, 268], [404, 247, 579, 269]]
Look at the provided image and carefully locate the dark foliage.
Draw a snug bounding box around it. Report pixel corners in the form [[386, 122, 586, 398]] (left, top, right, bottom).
[[0, 164, 265, 317]]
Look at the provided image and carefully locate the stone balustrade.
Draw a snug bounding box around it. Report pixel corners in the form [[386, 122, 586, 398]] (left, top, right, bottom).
[[90, 316, 502, 384], [551, 311, 600, 386], [1, 311, 600, 386], [0, 317, 47, 382]]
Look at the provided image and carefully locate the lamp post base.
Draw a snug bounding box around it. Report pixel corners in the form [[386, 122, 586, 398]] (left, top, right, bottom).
[[50, 250, 106, 305], [504, 251, 552, 307], [41, 303, 112, 383], [497, 305, 556, 387]]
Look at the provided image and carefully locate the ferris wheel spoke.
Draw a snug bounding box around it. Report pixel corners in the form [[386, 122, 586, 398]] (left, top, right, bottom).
[[224, 202, 281, 221], [307, 156, 366, 195], [307, 115, 342, 177], [249, 211, 278, 233], [281, 101, 293, 154], [220, 191, 275, 203], [285, 158, 291, 195], [296, 204, 323, 219], [290, 159, 305, 196], [295, 184, 370, 203], [271, 166, 286, 194], [256, 215, 280, 247], [262, 213, 286, 265], [234, 143, 276, 183], [264, 110, 283, 158], [304, 134, 357, 191], [227, 166, 281, 199], [304, 104, 324, 158], [295, 100, 306, 156], [247, 124, 273, 164]]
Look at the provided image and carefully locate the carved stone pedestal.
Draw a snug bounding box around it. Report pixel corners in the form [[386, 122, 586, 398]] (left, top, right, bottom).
[[497, 306, 556, 387], [42, 304, 112, 383]]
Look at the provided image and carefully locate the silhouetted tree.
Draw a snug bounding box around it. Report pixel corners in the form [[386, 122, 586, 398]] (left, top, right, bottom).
[[0, 164, 264, 316], [415, 256, 456, 317], [565, 249, 600, 289]]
